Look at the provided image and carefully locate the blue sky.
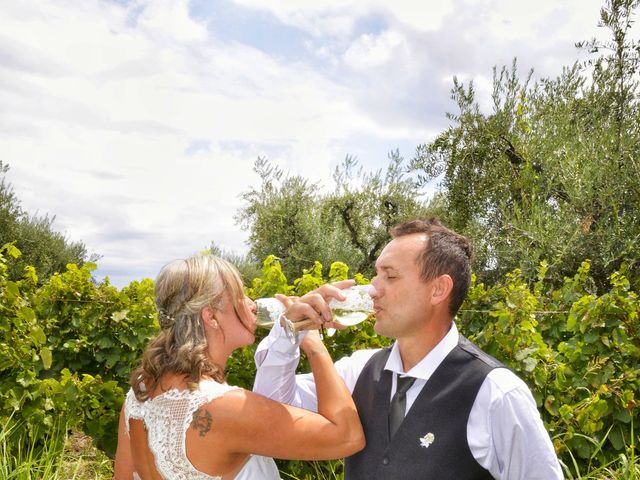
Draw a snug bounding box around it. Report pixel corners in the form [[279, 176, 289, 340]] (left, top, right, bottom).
[[0, 0, 626, 287], [191, 0, 319, 59]]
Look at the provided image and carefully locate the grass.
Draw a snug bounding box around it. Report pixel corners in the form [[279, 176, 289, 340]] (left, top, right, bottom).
[[559, 419, 638, 480], [1, 421, 638, 480], [0, 420, 111, 480], [280, 460, 343, 480]]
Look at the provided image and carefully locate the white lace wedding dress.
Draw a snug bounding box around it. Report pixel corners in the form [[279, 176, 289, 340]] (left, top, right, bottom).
[[124, 379, 281, 479]]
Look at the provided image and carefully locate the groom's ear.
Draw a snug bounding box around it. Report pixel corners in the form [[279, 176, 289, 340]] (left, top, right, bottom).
[[430, 274, 453, 307]]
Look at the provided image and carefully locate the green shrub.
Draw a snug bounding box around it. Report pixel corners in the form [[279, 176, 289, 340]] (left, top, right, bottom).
[[0, 245, 129, 456], [1, 246, 638, 476], [460, 260, 639, 466]]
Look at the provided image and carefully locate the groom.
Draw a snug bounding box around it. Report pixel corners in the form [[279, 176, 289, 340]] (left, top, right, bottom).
[[253, 218, 562, 479]]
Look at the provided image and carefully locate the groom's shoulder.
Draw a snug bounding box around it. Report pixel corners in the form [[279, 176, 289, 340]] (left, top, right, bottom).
[[347, 347, 386, 365], [333, 348, 386, 389]]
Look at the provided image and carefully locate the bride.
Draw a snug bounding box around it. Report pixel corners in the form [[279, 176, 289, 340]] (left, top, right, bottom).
[[113, 254, 364, 479]]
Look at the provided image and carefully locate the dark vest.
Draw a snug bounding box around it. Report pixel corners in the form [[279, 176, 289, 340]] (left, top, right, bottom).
[[345, 336, 503, 480]]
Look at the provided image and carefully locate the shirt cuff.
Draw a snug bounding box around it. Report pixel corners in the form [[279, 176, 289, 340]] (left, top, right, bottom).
[[254, 317, 305, 367]]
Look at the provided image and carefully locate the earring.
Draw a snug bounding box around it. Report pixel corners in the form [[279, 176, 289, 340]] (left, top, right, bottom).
[[211, 320, 219, 330]]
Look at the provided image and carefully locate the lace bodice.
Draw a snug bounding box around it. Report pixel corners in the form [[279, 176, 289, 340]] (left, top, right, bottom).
[[124, 380, 280, 479]]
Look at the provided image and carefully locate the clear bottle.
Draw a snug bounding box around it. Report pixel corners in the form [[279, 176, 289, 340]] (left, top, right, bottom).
[[255, 285, 374, 337], [326, 284, 374, 326]]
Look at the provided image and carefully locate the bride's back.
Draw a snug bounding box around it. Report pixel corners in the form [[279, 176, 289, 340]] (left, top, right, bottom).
[[125, 376, 256, 479]]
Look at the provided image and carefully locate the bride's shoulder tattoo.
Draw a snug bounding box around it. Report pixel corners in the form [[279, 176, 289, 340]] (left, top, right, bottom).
[[191, 407, 213, 437]]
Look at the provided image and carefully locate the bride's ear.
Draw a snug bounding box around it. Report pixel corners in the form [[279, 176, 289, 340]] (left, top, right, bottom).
[[201, 306, 219, 330]]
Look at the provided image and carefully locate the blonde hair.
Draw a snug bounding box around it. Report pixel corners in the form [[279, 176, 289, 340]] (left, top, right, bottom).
[[131, 254, 246, 401]]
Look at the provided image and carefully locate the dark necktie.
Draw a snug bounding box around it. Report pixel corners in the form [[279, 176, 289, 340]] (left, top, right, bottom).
[[388, 374, 416, 438]]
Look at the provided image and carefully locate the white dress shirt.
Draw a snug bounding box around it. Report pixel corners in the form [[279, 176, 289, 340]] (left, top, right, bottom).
[[253, 322, 563, 480]]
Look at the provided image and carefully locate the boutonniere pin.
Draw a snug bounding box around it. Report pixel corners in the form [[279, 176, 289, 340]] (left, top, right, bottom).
[[419, 432, 435, 448]]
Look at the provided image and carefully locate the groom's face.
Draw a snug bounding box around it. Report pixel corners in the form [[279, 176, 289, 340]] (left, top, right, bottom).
[[370, 233, 434, 339]]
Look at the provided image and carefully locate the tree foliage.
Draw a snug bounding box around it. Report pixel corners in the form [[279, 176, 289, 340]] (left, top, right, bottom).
[[235, 153, 429, 279], [235, 157, 326, 279], [0, 161, 96, 282], [323, 152, 429, 275], [208, 241, 261, 287], [409, 0, 640, 290]]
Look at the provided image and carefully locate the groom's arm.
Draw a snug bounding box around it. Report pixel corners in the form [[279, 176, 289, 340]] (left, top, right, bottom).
[[253, 322, 320, 410], [253, 322, 378, 411]]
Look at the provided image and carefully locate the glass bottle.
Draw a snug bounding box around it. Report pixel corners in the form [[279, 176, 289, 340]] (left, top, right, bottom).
[[255, 285, 374, 338]]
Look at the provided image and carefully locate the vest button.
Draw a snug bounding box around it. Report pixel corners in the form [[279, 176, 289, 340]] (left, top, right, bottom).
[[382, 457, 390, 465]]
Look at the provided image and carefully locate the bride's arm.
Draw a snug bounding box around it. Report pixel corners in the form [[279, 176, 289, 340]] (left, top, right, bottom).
[[113, 405, 135, 479], [204, 332, 365, 461]]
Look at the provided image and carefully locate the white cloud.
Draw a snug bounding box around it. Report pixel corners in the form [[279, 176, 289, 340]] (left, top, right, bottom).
[[375, 0, 455, 31], [0, 0, 383, 286], [136, 0, 209, 43], [231, 0, 454, 35], [343, 30, 407, 70], [231, 0, 366, 37]]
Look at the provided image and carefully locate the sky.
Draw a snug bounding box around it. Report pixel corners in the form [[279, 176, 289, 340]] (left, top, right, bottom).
[[0, 0, 622, 287]]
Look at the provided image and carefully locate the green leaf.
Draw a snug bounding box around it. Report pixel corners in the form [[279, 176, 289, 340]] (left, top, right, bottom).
[[522, 357, 538, 372], [19, 306, 36, 323], [584, 331, 599, 344], [573, 436, 592, 459], [608, 427, 625, 450], [105, 352, 121, 367], [544, 395, 558, 416], [30, 325, 46, 345], [23, 265, 38, 284], [3, 243, 22, 258], [613, 408, 631, 423], [40, 347, 52, 370], [111, 309, 129, 322], [520, 319, 534, 330], [97, 337, 114, 348], [515, 347, 536, 361], [4, 281, 20, 300]]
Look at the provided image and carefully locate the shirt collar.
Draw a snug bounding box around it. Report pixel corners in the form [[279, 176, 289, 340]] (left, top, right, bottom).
[[384, 322, 459, 380]]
